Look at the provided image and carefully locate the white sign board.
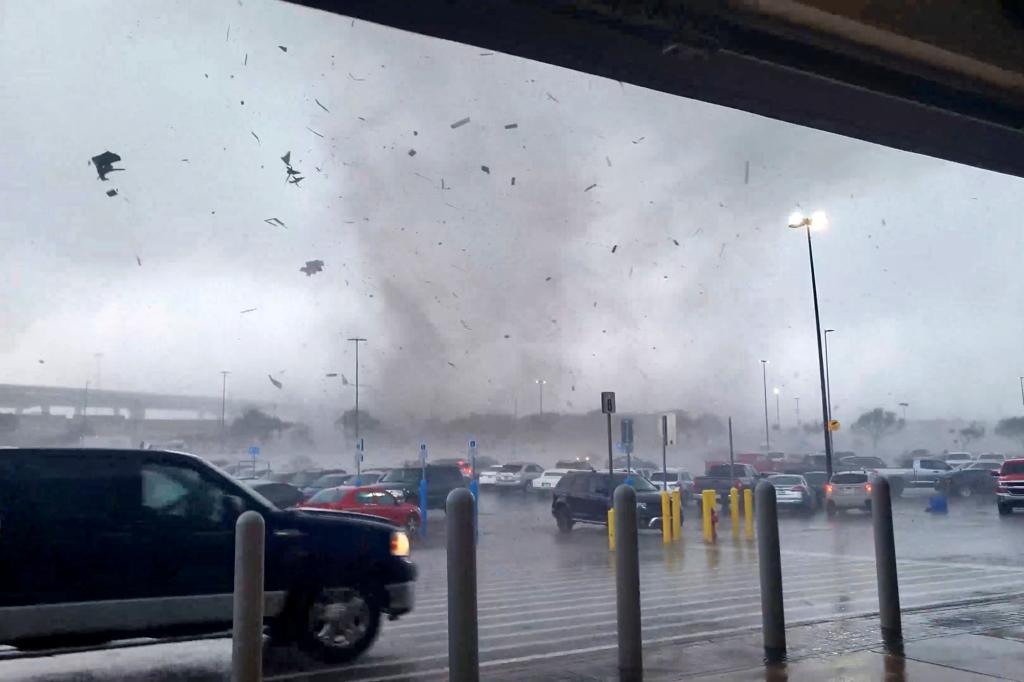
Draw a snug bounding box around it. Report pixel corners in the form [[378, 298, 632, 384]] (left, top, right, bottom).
[[657, 413, 677, 445]]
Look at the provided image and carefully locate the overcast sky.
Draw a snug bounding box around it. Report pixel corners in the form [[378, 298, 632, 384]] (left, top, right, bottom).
[[2, 0, 1023, 428]]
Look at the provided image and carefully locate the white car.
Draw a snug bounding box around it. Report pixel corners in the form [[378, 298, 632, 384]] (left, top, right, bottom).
[[825, 470, 873, 515], [649, 468, 695, 504], [978, 453, 1006, 464], [533, 468, 570, 492], [478, 465, 503, 487], [494, 462, 544, 491], [942, 452, 974, 467]]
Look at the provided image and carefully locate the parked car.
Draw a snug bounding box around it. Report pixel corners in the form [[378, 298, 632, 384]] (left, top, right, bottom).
[[766, 474, 813, 512], [837, 455, 888, 472], [433, 458, 473, 478], [477, 464, 503, 487], [0, 448, 415, 661], [533, 468, 570, 492], [648, 469, 695, 504], [303, 486, 421, 535], [551, 471, 670, 532], [693, 463, 760, 507], [736, 452, 786, 474], [301, 472, 353, 500], [554, 458, 594, 471], [825, 471, 873, 516], [995, 459, 1024, 515], [247, 480, 305, 508], [874, 457, 953, 496], [934, 460, 998, 498], [941, 452, 974, 467], [494, 462, 545, 491], [977, 453, 1006, 464], [803, 471, 829, 509], [378, 465, 466, 509]]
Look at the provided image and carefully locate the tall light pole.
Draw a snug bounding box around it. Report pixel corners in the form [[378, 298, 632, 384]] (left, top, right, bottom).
[[348, 338, 367, 446], [220, 370, 230, 447], [81, 380, 90, 445], [823, 329, 835, 423], [773, 387, 781, 429], [788, 209, 835, 478], [535, 379, 547, 415], [795, 396, 801, 427], [760, 360, 771, 450], [1019, 377, 1024, 409]]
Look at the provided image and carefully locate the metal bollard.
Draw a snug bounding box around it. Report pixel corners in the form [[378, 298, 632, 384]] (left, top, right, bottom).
[[232, 511, 265, 682], [660, 491, 671, 544], [756, 481, 786, 663], [608, 508, 616, 551], [701, 490, 716, 543], [469, 478, 479, 543], [872, 477, 903, 653], [730, 487, 741, 538], [447, 488, 479, 682], [671, 490, 682, 540], [744, 488, 755, 540], [614, 484, 643, 679]]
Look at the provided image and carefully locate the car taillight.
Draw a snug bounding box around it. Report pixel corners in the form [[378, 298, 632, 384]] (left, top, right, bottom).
[[865, 483, 873, 493], [792, 485, 806, 493], [734, 480, 742, 490], [825, 484, 833, 493], [391, 531, 410, 557]]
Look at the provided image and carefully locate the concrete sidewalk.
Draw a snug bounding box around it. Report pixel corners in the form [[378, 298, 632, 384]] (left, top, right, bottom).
[[488, 595, 1024, 681]]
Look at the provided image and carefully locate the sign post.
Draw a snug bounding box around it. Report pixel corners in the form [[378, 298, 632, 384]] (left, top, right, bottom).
[[468, 438, 479, 542], [601, 392, 616, 509], [248, 445, 259, 478], [354, 438, 364, 486], [621, 417, 634, 484], [419, 443, 429, 537]]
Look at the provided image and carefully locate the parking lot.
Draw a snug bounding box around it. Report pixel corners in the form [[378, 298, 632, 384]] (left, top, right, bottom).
[[4, 487, 1024, 681]]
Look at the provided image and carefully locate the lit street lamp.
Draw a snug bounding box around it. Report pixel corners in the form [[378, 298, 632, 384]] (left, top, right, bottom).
[[535, 379, 547, 415], [788, 209, 835, 478], [760, 360, 770, 450]]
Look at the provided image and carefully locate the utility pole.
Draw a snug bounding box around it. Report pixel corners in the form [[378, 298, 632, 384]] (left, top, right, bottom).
[[795, 397, 801, 427], [774, 388, 781, 430], [220, 371, 230, 449], [348, 338, 367, 447], [535, 379, 547, 415], [761, 360, 771, 450]]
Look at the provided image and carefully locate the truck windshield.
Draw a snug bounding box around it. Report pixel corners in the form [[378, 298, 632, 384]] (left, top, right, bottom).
[[1002, 462, 1024, 475], [707, 465, 742, 477]]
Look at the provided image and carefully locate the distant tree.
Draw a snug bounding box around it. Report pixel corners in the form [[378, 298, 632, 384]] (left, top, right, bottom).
[[851, 408, 904, 450], [230, 408, 292, 444], [958, 422, 986, 449], [995, 417, 1024, 449], [335, 409, 382, 439]]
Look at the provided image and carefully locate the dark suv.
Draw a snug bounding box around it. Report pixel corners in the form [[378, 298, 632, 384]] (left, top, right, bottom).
[[379, 465, 466, 509], [551, 471, 671, 532], [0, 448, 415, 662]]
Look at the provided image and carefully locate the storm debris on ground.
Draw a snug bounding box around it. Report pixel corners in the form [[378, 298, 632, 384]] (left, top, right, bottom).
[[105, 189, 118, 197], [91, 151, 123, 180], [268, 374, 283, 389], [264, 218, 287, 229], [314, 98, 329, 112], [584, 183, 597, 192], [481, 165, 490, 174], [299, 259, 325, 276], [450, 117, 470, 129], [545, 276, 552, 281], [240, 308, 258, 314], [460, 319, 471, 330]]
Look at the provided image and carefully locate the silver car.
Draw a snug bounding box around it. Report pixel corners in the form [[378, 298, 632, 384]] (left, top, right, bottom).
[[825, 471, 873, 516], [494, 462, 544, 491]]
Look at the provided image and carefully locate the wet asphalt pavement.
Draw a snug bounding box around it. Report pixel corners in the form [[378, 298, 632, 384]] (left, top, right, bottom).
[[4, 487, 1024, 681]]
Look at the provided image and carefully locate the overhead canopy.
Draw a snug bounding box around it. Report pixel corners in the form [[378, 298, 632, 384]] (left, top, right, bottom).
[[287, 0, 1024, 178]]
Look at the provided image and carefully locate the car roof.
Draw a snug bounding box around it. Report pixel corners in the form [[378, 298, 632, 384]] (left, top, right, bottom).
[[0, 447, 203, 462]]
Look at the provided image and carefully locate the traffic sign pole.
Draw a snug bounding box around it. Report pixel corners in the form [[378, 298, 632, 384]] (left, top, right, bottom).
[[419, 443, 428, 537], [468, 439, 479, 543]]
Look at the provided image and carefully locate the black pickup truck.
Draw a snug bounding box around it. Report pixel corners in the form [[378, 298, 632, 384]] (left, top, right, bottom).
[[0, 448, 416, 662], [692, 463, 761, 506]]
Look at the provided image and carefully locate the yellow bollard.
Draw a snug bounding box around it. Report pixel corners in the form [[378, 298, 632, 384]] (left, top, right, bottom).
[[671, 490, 682, 540], [730, 487, 740, 538], [744, 487, 754, 540], [701, 489, 716, 543], [661, 491, 671, 544], [608, 507, 615, 551]]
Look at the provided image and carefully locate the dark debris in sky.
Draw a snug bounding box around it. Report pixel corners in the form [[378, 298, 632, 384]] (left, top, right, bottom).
[[300, 259, 325, 276], [481, 165, 490, 174], [278, 45, 287, 52], [136, 256, 142, 266], [314, 98, 329, 112], [91, 151, 123, 181], [450, 117, 470, 129], [584, 184, 597, 192], [268, 374, 283, 389], [105, 189, 118, 197], [240, 307, 258, 314], [325, 373, 338, 377], [504, 123, 518, 129], [611, 245, 618, 253], [306, 127, 324, 138], [408, 149, 417, 157], [264, 217, 287, 229]]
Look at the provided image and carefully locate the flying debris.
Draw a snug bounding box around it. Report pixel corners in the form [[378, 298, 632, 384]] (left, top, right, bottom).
[[447, 361, 456, 368], [325, 373, 338, 378], [105, 189, 118, 197], [264, 218, 286, 228], [314, 98, 329, 112], [278, 45, 287, 52], [481, 165, 490, 174], [511, 177, 516, 186], [91, 151, 123, 180], [450, 117, 470, 129], [408, 149, 417, 157], [306, 127, 324, 138], [545, 92, 559, 102], [38, 359, 45, 364], [341, 374, 350, 385], [251, 131, 260, 144], [240, 307, 258, 314], [611, 245, 618, 253], [299, 260, 325, 276], [673, 239, 680, 246], [631, 136, 646, 144], [504, 123, 518, 129], [584, 184, 597, 192], [268, 375, 283, 389]]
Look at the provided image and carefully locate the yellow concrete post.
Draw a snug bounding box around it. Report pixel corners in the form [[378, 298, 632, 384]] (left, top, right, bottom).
[[701, 489, 716, 543], [661, 491, 671, 544], [607, 508, 615, 551], [730, 487, 741, 538], [744, 487, 754, 540], [671, 490, 682, 540]]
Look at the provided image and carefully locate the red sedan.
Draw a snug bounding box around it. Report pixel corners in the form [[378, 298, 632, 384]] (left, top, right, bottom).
[[302, 485, 421, 535]]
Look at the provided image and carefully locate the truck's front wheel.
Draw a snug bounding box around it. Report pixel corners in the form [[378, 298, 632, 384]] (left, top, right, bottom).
[[296, 586, 381, 663]]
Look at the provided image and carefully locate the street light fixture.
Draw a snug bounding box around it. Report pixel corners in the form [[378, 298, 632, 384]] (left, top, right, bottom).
[[535, 379, 547, 415], [760, 360, 770, 450], [788, 209, 835, 478]]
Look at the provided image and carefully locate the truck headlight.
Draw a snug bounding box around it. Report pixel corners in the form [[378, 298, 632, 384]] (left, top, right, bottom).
[[391, 531, 410, 557]]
